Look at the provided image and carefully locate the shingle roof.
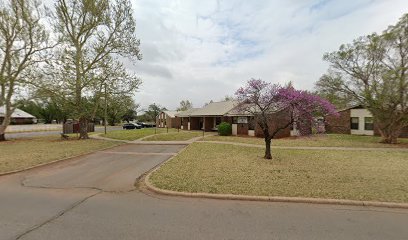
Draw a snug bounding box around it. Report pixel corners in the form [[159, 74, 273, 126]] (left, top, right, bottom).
[[175, 108, 200, 117], [225, 104, 255, 116], [187, 101, 237, 116], [163, 110, 178, 118], [0, 107, 36, 119]]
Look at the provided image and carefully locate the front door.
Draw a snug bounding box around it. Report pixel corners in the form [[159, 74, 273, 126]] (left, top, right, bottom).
[[237, 123, 248, 135]]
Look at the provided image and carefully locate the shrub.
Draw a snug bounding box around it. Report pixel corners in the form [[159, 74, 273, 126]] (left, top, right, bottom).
[[218, 122, 232, 136]]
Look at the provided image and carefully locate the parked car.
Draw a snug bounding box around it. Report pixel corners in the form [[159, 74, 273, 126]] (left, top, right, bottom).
[[122, 123, 141, 130], [139, 122, 156, 128]]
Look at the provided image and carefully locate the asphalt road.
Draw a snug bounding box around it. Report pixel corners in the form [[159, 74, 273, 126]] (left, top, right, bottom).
[[1, 144, 408, 240], [6, 126, 123, 139]]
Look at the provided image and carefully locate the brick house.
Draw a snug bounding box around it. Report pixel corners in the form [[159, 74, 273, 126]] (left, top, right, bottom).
[[176, 101, 235, 132], [325, 105, 408, 138], [175, 101, 293, 138]]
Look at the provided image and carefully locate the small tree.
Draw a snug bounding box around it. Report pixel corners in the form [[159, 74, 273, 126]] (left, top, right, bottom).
[[144, 103, 166, 122], [177, 100, 193, 111], [235, 79, 337, 159]]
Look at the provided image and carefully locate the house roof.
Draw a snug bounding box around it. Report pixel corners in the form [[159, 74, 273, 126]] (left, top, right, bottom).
[[0, 107, 36, 119], [175, 108, 200, 117], [225, 103, 257, 116], [337, 104, 364, 113], [187, 101, 237, 116], [163, 110, 178, 118]]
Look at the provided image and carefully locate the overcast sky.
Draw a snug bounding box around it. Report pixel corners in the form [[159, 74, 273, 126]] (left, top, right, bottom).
[[126, 0, 408, 110]]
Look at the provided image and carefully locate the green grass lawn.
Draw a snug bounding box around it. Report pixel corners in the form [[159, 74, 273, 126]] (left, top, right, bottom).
[[150, 142, 408, 203], [102, 128, 177, 141], [143, 131, 204, 141], [201, 134, 408, 148], [0, 136, 120, 174]]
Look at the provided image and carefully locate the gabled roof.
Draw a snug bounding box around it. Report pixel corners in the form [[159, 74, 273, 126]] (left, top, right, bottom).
[[0, 107, 36, 119], [337, 104, 364, 113], [175, 108, 200, 117], [225, 104, 255, 116], [188, 101, 237, 116], [163, 110, 178, 118]]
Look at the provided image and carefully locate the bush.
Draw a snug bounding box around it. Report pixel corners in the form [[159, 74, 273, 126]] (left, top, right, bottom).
[[218, 122, 232, 136]]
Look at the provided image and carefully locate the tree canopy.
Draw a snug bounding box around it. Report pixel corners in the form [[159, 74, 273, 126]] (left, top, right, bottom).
[[322, 13, 408, 143], [0, 0, 52, 140], [236, 79, 337, 159]]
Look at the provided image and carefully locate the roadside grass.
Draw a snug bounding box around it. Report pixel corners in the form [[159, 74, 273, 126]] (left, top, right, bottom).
[[150, 142, 408, 203], [0, 136, 121, 174], [143, 131, 204, 141], [201, 134, 408, 148], [102, 128, 177, 141]]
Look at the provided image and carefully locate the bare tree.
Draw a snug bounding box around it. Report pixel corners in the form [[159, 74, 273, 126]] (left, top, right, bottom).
[[0, 0, 52, 141]]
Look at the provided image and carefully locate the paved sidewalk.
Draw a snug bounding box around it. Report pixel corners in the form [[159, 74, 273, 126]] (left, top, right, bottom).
[[199, 140, 408, 151], [92, 134, 408, 151], [91, 132, 216, 145]]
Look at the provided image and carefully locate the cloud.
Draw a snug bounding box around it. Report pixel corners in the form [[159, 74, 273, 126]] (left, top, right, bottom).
[[129, 0, 408, 110]]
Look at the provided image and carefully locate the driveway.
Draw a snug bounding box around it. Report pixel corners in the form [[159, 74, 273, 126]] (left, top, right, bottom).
[[1, 144, 408, 240]]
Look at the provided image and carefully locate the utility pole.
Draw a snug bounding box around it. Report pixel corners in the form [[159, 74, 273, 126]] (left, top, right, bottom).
[[104, 83, 107, 135]]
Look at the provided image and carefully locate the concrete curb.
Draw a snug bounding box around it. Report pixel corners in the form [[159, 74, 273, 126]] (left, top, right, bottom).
[[144, 149, 408, 210], [0, 141, 124, 177]]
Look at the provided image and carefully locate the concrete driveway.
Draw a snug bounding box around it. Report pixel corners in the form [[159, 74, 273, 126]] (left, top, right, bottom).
[[1, 143, 408, 240]]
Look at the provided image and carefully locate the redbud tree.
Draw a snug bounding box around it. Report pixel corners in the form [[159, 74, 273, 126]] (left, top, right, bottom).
[[235, 79, 337, 159]]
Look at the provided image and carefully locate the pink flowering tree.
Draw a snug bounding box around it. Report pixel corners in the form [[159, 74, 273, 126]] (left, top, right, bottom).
[[235, 79, 338, 159]]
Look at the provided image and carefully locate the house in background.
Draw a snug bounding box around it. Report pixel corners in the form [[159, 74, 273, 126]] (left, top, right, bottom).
[[325, 105, 408, 138], [175, 101, 293, 138], [177, 101, 237, 132], [156, 110, 180, 128], [0, 107, 37, 125]]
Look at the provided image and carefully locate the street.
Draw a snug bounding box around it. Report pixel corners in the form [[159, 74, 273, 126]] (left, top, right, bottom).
[[5, 126, 123, 139], [1, 144, 407, 240]]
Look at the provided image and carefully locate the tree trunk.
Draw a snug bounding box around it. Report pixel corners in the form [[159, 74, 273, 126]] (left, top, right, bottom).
[[0, 115, 11, 142], [377, 123, 402, 144], [79, 117, 89, 139], [0, 127, 5, 141], [264, 138, 272, 159]]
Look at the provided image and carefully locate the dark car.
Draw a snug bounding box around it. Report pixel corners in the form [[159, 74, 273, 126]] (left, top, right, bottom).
[[122, 123, 141, 130], [139, 122, 156, 128]]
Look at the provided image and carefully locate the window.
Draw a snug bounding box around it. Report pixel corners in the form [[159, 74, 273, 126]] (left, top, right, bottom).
[[232, 117, 238, 124], [350, 117, 359, 130], [215, 117, 221, 126], [364, 117, 374, 130]]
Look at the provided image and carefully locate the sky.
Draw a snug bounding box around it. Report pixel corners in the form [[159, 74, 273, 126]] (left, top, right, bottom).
[[125, 0, 408, 110]]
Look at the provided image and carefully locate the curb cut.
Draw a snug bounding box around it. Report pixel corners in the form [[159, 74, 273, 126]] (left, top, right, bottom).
[[0, 141, 124, 177], [144, 154, 408, 210]]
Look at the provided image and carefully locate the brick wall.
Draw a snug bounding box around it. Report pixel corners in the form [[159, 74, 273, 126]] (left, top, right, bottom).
[[204, 117, 213, 132], [190, 117, 200, 130], [254, 110, 291, 139], [325, 110, 351, 134], [221, 116, 233, 124], [181, 117, 189, 129]]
